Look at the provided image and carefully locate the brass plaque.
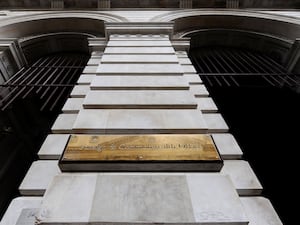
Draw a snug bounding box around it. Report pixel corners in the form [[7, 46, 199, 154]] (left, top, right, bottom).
[[61, 134, 221, 162]]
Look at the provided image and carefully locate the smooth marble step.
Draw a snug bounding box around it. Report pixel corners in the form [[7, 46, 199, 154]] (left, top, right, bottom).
[[62, 98, 84, 114], [77, 75, 96, 85], [19, 161, 61, 196], [96, 63, 184, 75], [196, 97, 218, 113], [87, 58, 101, 65], [18, 160, 261, 197], [179, 57, 192, 65], [104, 47, 175, 54], [51, 114, 77, 134], [101, 54, 179, 63], [72, 109, 208, 134], [184, 74, 203, 84], [241, 197, 283, 225], [38, 134, 70, 159], [107, 40, 171, 47], [91, 76, 189, 90], [212, 133, 243, 159], [0, 197, 42, 225], [70, 85, 90, 98], [36, 174, 248, 224], [189, 85, 209, 97], [83, 90, 197, 109], [203, 113, 229, 133], [182, 65, 197, 74], [83, 66, 98, 74]]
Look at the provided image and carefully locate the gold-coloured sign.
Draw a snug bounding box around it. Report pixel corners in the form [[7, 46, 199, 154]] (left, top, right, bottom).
[[61, 134, 221, 162]]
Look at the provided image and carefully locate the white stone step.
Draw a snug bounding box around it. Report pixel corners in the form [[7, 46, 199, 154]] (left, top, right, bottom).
[[241, 197, 283, 225], [96, 63, 184, 75], [70, 85, 90, 98], [82, 66, 98, 74], [222, 160, 262, 196], [101, 54, 179, 63], [184, 74, 202, 84], [182, 65, 197, 73], [179, 57, 192, 65], [72, 109, 208, 134], [62, 98, 84, 114], [38, 134, 70, 160], [212, 133, 243, 159], [91, 76, 189, 90], [0, 197, 42, 225], [77, 75, 96, 85], [107, 40, 171, 47], [109, 34, 169, 41], [51, 114, 77, 134], [203, 113, 229, 133], [189, 84, 209, 97], [104, 47, 175, 54], [196, 97, 218, 113], [83, 90, 197, 109], [87, 58, 101, 65], [19, 161, 61, 196], [176, 51, 188, 57], [18, 160, 261, 197], [36, 174, 248, 224]]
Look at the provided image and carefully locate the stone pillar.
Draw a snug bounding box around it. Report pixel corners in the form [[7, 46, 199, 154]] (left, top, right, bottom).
[[98, 0, 110, 9], [226, 0, 239, 8], [180, 0, 193, 9], [51, 0, 64, 9]]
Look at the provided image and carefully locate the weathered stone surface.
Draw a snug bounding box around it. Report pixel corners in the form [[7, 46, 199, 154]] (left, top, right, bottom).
[[70, 85, 90, 98], [203, 113, 229, 132], [104, 47, 175, 54], [101, 54, 178, 63], [51, 114, 77, 134], [62, 98, 84, 113], [0, 197, 42, 225], [96, 63, 183, 75], [222, 160, 262, 196], [212, 133, 243, 159], [19, 161, 61, 196], [241, 197, 283, 225], [38, 134, 70, 160], [37, 174, 248, 224], [83, 90, 197, 109], [72, 109, 208, 134], [91, 76, 189, 90]]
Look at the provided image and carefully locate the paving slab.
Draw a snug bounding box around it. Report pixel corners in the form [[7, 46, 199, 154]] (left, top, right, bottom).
[[0, 197, 42, 225], [91, 76, 189, 90], [101, 54, 178, 63], [77, 75, 96, 85], [70, 85, 90, 98], [196, 97, 218, 113], [19, 161, 61, 196], [222, 160, 262, 196], [72, 109, 208, 134], [62, 98, 84, 113], [202, 113, 229, 133], [51, 114, 77, 134], [104, 47, 175, 54], [241, 197, 283, 225], [83, 90, 197, 109], [38, 134, 69, 160], [211, 133, 243, 159], [96, 63, 183, 75], [36, 174, 248, 224]]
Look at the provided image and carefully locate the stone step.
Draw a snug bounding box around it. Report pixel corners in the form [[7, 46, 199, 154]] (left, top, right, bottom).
[[189, 84, 209, 97], [179, 57, 192, 65], [83, 66, 98, 74], [109, 35, 169, 41], [87, 58, 101, 66], [36, 174, 248, 224], [241, 197, 283, 225], [51, 114, 77, 134], [38, 134, 70, 160], [184, 74, 203, 84], [83, 90, 197, 109], [107, 40, 171, 47], [77, 75, 96, 85], [104, 47, 175, 54], [203, 113, 229, 133], [37, 134, 238, 161], [196, 97, 218, 113], [19, 161, 61, 196], [101, 54, 179, 63], [91, 76, 189, 90], [62, 98, 84, 114], [96, 63, 184, 75], [182, 65, 197, 73], [72, 109, 208, 134], [70, 85, 90, 98], [18, 160, 261, 197], [211, 133, 243, 159], [0, 197, 42, 225]]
